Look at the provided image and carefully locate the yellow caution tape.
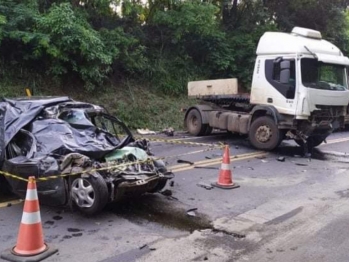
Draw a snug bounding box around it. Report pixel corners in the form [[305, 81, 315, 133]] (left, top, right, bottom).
[[134, 136, 223, 147], [0, 158, 154, 183], [0, 171, 29, 182], [0, 139, 226, 183]]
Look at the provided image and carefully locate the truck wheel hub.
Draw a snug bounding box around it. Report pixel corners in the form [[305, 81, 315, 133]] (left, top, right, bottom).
[[256, 125, 272, 143], [190, 116, 198, 127]]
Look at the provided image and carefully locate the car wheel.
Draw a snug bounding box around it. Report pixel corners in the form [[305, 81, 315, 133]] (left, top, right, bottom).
[[249, 116, 281, 150], [148, 160, 169, 193], [148, 179, 168, 193], [186, 109, 207, 136], [71, 173, 109, 215]]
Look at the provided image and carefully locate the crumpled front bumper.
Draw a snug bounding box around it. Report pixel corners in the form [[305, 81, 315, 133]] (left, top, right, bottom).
[[112, 171, 174, 200]]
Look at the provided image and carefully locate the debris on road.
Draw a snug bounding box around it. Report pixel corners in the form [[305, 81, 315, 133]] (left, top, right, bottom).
[[194, 166, 219, 170], [261, 159, 268, 163], [162, 127, 174, 136], [256, 155, 266, 159], [167, 196, 179, 201], [235, 146, 239, 149], [277, 156, 285, 162], [137, 128, 157, 135], [139, 244, 148, 250], [197, 183, 214, 190], [212, 153, 223, 157], [294, 162, 308, 166], [161, 189, 172, 196], [170, 181, 174, 187], [177, 159, 194, 165], [186, 208, 198, 217]]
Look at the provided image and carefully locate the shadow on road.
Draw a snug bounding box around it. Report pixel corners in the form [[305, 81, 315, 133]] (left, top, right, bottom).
[[105, 194, 212, 233]]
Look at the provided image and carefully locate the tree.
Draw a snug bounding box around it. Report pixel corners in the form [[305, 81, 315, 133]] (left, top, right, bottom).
[[265, 0, 349, 53]]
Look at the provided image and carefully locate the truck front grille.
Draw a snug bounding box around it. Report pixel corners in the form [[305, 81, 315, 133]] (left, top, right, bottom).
[[311, 105, 344, 123]]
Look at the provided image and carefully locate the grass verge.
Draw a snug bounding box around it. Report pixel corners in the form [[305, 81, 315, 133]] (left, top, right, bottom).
[[0, 78, 196, 131]]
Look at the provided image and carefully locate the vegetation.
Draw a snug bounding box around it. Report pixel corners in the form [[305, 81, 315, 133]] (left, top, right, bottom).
[[1, 0, 349, 129]]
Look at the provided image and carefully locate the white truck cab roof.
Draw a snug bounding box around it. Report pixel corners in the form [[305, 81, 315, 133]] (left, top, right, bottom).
[[256, 27, 349, 66]]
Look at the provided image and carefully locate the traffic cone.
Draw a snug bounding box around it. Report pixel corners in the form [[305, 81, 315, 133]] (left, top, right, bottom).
[[1, 176, 58, 262], [211, 145, 240, 189]]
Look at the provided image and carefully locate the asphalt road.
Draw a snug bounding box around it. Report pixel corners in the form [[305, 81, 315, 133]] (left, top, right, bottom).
[[2, 130, 349, 261]]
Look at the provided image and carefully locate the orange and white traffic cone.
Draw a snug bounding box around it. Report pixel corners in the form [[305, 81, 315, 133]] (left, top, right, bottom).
[[211, 145, 240, 189], [1, 176, 58, 262]]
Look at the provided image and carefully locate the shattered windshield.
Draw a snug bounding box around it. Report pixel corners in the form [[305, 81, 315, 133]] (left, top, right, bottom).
[[60, 109, 94, 126], [301, 58, 347, 91]]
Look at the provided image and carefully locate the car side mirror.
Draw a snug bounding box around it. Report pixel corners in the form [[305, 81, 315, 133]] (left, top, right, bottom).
[[280, 61, 291, 84]]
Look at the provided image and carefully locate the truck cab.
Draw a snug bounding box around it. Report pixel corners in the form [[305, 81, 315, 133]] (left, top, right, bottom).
[[251, 27, 349, 145], [185, 27, 349, 151]]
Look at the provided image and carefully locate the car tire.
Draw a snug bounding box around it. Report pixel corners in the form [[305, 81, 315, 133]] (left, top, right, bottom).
[[70, 173, 109, 215], [148, 160, 169, 193], [186, 109, 207, 136], [148, 179, 168, 193], [249, 116, 281, 150]]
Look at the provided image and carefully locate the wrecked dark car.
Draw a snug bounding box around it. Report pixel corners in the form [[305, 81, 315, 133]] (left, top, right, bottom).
[[0, 97, 173, 215]]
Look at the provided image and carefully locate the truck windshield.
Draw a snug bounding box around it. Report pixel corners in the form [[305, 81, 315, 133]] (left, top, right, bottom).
[[301, 58, 347, 91]]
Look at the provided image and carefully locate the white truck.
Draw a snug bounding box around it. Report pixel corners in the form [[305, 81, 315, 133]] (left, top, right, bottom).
[[184, 27, 349, 151]]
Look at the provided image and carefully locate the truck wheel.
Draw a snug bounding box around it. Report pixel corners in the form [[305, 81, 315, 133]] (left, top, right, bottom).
[[71, 173, 109, 215], [186, 109, 207, 136], [249, 116, 281, 150]]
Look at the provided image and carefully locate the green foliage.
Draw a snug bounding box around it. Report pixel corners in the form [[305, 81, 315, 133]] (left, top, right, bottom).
[[143, 1, 237, 93], [36, 3, 113, 88], [100, 28, 147, 74], [266, 0, 349, 53], [1, 0, 349, 94], [0, 15, 5, 43]]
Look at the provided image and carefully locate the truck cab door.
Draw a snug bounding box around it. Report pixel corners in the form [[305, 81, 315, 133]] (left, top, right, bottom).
[[251, 57, 298, 115]]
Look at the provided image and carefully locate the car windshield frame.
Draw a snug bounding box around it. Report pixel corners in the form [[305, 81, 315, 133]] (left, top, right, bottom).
[[89, 112, 133, 138], [301, 58, 348, 91]]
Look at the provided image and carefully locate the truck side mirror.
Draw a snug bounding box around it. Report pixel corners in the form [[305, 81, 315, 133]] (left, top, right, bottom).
[[280, 61, 291, 84]]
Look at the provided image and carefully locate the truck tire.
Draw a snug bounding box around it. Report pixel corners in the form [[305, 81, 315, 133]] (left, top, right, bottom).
[[71, 173, 109, 216], [249, 116, 281, 150], [186, 109, 207, 136]]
